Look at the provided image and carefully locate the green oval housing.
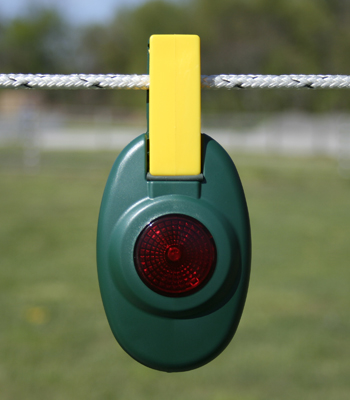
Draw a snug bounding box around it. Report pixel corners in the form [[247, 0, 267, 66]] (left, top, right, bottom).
[[97, 133, 251, 372]]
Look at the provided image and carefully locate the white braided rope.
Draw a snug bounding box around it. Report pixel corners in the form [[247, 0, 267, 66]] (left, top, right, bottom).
[[202, 74, 350, 89], [1, 73, 350, 90], [0, 74, 149, 90]]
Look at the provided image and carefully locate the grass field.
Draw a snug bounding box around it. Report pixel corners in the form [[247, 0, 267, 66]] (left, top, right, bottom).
[[0, 147, 349, 400]]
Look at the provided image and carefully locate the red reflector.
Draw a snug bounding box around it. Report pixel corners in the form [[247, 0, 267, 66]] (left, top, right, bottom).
[[134, 214, 216, 297]]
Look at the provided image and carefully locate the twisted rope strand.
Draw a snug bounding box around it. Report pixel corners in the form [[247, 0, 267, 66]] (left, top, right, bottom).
[[201, 74, 350, 89], [1, 73, 350, 90], [0, 74, 150, 90]]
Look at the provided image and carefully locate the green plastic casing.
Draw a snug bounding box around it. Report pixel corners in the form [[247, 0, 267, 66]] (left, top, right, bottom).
[[97, 133, 251, 372]]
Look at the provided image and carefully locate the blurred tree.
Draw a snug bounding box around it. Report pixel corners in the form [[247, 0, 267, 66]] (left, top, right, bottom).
[[78, 0, 194, 74], [119, 0, 195, 73], [0, 7, 72, 74], [2, 0, 350, 112], [76, 0, 194, 109], [77, 23, 129, 74], [192, 0, 350, 111]]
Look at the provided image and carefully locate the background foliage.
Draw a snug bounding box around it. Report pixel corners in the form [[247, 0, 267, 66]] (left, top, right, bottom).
[[1, 0, 350, 112]]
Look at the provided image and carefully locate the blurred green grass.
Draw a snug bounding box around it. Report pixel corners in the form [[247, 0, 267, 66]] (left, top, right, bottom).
[[0, 149, 349, 400]]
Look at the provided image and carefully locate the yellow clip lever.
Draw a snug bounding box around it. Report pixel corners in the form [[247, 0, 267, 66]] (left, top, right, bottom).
[[149, 35, 201, 176]]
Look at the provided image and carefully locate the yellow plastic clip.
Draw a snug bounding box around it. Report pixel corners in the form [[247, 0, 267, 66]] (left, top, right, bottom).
[[149, 35, 201, 176]]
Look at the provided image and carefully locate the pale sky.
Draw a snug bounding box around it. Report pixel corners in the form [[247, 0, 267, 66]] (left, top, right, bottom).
[[0, 0, 150, 25]]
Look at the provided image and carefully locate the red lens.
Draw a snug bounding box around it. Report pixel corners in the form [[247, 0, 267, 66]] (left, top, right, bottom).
[[134, 214, 216, 297]]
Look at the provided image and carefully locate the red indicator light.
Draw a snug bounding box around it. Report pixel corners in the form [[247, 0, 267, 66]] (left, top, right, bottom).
[[134, 214, 216, 297]]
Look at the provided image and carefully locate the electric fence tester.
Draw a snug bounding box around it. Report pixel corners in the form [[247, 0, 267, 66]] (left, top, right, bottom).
[[97, 35, 251, 372]]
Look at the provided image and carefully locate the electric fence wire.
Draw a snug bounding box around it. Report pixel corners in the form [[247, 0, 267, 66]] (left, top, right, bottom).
[[2, 73, 350, 90]]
